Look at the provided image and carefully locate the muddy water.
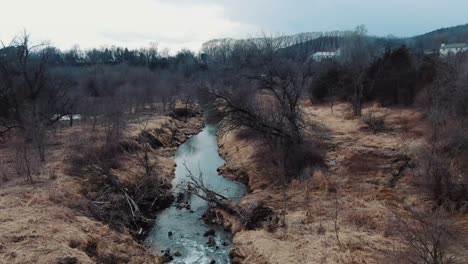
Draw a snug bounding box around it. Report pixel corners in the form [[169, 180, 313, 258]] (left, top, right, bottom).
[[146, 124, 246, 264]]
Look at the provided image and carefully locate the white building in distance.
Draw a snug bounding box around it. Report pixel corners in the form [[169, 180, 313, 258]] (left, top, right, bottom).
[[311, 49, 341, 62], [439, 43, 468, 57]]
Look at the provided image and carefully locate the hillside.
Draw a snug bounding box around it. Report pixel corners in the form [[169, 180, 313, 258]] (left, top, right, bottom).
[[406, 23, 468, 51], [202, 23, 468, 57]]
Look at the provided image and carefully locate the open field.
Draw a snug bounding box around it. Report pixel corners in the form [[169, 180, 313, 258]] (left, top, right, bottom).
[[218, 102, 468, 264]]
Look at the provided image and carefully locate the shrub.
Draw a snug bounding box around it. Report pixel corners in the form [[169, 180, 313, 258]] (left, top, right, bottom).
[[346, 210, 378, 230], [363, 111, 386, 133], [385, 209, 463, 264], [284, 141, 325, 179]]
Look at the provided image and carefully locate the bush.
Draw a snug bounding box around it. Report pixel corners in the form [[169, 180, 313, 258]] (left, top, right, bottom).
[[384, 209, 463, 264], [284, 141, 325, 179], [309, 63, 352, 102], [363, 111, 386, 133]]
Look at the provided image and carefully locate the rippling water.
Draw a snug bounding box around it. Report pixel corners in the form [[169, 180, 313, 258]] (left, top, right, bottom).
[[146, 124, 246, 264]]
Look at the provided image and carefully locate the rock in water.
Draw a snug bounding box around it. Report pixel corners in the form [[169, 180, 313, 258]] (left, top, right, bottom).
[[207, 236, 216, 247], [203, 229, 216, 237], [162, 249, 173, 263]]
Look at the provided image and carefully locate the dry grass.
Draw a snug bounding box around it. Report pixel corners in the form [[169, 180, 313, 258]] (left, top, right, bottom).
[[0, 110, 203, 263], [219, 102, 468, 264]]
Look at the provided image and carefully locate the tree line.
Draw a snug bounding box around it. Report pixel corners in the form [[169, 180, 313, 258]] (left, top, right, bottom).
[[1, 27, 467, 196], [1, 27, 467, 263], [0, 32, 205, 182]]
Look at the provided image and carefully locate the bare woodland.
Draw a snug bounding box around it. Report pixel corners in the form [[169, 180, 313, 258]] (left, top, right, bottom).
[[1, 25, 468, 264]]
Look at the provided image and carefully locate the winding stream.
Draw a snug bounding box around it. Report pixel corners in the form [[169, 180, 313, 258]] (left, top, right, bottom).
[[146, 124, 246, 263]]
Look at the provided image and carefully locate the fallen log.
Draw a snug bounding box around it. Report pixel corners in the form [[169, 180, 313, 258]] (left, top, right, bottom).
[[183, 163, 277, 230]]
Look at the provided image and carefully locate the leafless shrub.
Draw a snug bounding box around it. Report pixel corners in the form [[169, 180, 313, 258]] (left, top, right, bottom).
[[285, 141, 325, 179], [80, 97, 102, 131], [68, 141, 122, 177], [302, 167, 313, 220], [345, 210, 379, 230], [384, 209, 465, 264], [48, 169, 57, 180], [118, 140, 141, 153], [67, 124, 172, 236], [136, 131, 163, 149], [311, 170, 337, 193], [363, 111, 386, 133], [415, 59, 468, 210], [1, 172, 9, 183], [415, 147, 454, 205], [14, 140, 39, 183], [316, 223, 326, 235], [102, 97, 127, 149], [333, 191, 343, 251]]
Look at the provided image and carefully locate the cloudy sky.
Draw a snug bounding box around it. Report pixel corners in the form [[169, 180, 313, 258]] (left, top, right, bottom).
[[1, 0, 467, 52]]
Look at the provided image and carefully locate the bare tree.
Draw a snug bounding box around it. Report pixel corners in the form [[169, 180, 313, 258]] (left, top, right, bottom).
[[387, 208, 464, 264], [14, 140, 36, 183], [201, 38, 235, 64], [205, 34, 323, 180], [340, 25, 377, 116], [102, 97, 127, 148], [416, 55, 468, 209], [0, 32, 76, 165]]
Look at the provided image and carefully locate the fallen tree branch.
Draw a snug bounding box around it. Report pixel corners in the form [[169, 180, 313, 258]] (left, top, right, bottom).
[[183, 163, 246, 219], [183, 163, 277, 230], [87, 163, 147, 228]]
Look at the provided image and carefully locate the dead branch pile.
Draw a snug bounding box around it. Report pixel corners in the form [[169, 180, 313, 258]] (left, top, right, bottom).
[[184, 164, 277, 231], [68, 143, 173, 238]]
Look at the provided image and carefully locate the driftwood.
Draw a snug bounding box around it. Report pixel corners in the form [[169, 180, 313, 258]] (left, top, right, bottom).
[[183, 163, 277, 230], [183, 163, 244, 218], [87, 163, 148, 231]]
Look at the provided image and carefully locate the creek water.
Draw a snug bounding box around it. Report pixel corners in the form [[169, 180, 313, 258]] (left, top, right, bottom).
[[146, 124, 246, 264]]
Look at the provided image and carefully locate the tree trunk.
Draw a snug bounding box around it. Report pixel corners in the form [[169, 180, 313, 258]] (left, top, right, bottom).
[[38, 145, 45, 162], [353, 83, 363, 116]]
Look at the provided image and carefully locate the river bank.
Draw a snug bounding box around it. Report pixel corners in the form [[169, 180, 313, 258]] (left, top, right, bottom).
[[0, 106, 203, 264], [215, 102, 468, 264], [146, 124, 246, 264]]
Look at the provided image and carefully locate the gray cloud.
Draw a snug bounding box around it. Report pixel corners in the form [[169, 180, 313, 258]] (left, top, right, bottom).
[[164, 0, 468, 37], [100, 31, 197, 45], [2, 0, 468, 51]]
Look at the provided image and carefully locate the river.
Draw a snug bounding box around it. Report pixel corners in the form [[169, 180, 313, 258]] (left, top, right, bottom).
[[146, 124, 246, 264]]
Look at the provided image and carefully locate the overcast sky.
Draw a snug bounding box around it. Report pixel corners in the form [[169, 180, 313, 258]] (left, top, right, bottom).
[[1, 0, 467, 52]]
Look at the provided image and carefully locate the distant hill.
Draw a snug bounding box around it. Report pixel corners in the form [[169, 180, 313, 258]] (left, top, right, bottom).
[[201, 31, 352, 56], [202, 31, 350, 47], [202, 23, 468, 57], [279, 23, 468, 56], [277, 35, 342, 57], [405, 23, 468, 51]]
